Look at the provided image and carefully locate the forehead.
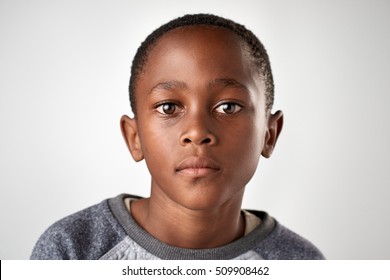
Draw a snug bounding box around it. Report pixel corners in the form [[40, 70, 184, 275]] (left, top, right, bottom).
[[138, 25, 258, 89], [152, 25, 243, 52], [147, 25, 249, 66]]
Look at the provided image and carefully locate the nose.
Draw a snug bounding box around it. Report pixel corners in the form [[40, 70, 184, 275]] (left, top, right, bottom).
[[179, 114, 217, 146]]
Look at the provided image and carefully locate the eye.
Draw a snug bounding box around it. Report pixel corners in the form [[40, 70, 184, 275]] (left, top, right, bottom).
[[156, 102, 178, 115], [214, 102, 242, 114]]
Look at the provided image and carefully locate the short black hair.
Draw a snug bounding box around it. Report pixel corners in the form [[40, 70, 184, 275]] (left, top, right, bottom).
[[129, 13, 274, 115]]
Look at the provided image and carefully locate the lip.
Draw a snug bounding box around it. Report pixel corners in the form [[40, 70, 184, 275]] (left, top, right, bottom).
[[176, 156, 221, 177]]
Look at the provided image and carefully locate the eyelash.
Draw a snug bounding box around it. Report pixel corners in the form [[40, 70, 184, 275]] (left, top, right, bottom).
[[214, 102, 243, 114], [155, 102, 182, 115], [155, 101, 243, 116]]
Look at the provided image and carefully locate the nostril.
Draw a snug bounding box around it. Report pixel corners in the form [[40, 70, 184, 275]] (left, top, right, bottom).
[[181, 137, 214, 145]]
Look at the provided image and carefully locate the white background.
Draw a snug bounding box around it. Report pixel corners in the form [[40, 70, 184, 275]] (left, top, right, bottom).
[[1, 0, 389, 259]]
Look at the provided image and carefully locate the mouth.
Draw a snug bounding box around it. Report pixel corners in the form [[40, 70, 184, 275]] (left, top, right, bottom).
[[176, 156, 221, 177]]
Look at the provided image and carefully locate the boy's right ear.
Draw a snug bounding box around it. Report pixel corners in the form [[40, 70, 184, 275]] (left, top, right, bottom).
[[120, 115, 144, 162]]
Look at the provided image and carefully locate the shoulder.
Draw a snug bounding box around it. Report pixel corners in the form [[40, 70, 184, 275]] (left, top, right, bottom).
[[248, 211, 325, 260], [30, 197, 127, 260]]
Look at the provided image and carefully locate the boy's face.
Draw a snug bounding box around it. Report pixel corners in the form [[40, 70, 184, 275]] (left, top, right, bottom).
[[122, 26, 282, 210]]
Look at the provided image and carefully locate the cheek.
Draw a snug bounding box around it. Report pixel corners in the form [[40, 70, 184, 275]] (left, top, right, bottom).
[[138, 120, 178, 169], [229, 119, 264, 155], [223, 118, 265, 177]]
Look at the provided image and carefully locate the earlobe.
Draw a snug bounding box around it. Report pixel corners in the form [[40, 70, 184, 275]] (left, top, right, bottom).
[[120, 115, 144, 162], [261, 110, 283, 158]]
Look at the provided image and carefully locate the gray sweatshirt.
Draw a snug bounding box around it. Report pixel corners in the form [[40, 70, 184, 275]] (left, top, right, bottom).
[[31, 194, 325, 260]]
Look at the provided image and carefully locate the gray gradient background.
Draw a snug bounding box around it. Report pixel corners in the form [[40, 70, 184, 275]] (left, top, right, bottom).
[[1, 0, 389, 259]]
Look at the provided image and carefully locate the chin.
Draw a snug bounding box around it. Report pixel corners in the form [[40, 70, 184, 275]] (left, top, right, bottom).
[[175, 189, 242, 212]]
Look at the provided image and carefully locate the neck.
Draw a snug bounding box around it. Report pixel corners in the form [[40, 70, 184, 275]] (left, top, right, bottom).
[[131, 187, 245, 249]]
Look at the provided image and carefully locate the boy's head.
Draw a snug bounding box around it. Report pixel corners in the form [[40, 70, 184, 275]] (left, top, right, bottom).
[[129, 14, 274, 116], [121, 14, 283, 210]]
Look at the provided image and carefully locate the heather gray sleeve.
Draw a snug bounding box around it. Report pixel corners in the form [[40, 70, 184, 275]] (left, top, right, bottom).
[[31, 222, 71, 259], [254, 221, 325, 260], [31, 199, 127, 260]]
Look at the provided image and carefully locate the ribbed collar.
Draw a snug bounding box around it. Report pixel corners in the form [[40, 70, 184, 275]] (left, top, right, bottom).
[[108, 193, 275, 260]]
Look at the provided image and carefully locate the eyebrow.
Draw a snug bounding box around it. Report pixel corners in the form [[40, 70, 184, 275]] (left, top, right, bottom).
[[208, 78, 250, 94], [149, 80, 188, 94], [149, 78, 249, 94]]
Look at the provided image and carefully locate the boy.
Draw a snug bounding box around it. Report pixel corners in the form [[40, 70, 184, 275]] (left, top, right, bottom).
[[31, 14, 324, 260]]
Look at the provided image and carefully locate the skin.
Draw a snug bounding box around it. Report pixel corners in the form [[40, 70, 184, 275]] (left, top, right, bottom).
[[120, 26, 283, 249]]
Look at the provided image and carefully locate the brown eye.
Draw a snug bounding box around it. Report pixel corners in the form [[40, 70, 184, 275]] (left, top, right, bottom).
[[156, 103, 177, 115], [215, 103, 242, 114]]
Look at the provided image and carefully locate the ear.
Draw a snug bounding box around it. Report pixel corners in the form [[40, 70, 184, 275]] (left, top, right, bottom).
[[261, 110, 284, 158], [120, 115, 144, 162]]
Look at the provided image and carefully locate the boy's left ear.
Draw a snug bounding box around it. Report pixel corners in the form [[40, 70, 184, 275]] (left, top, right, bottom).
[[261, 110, 283, 158]]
